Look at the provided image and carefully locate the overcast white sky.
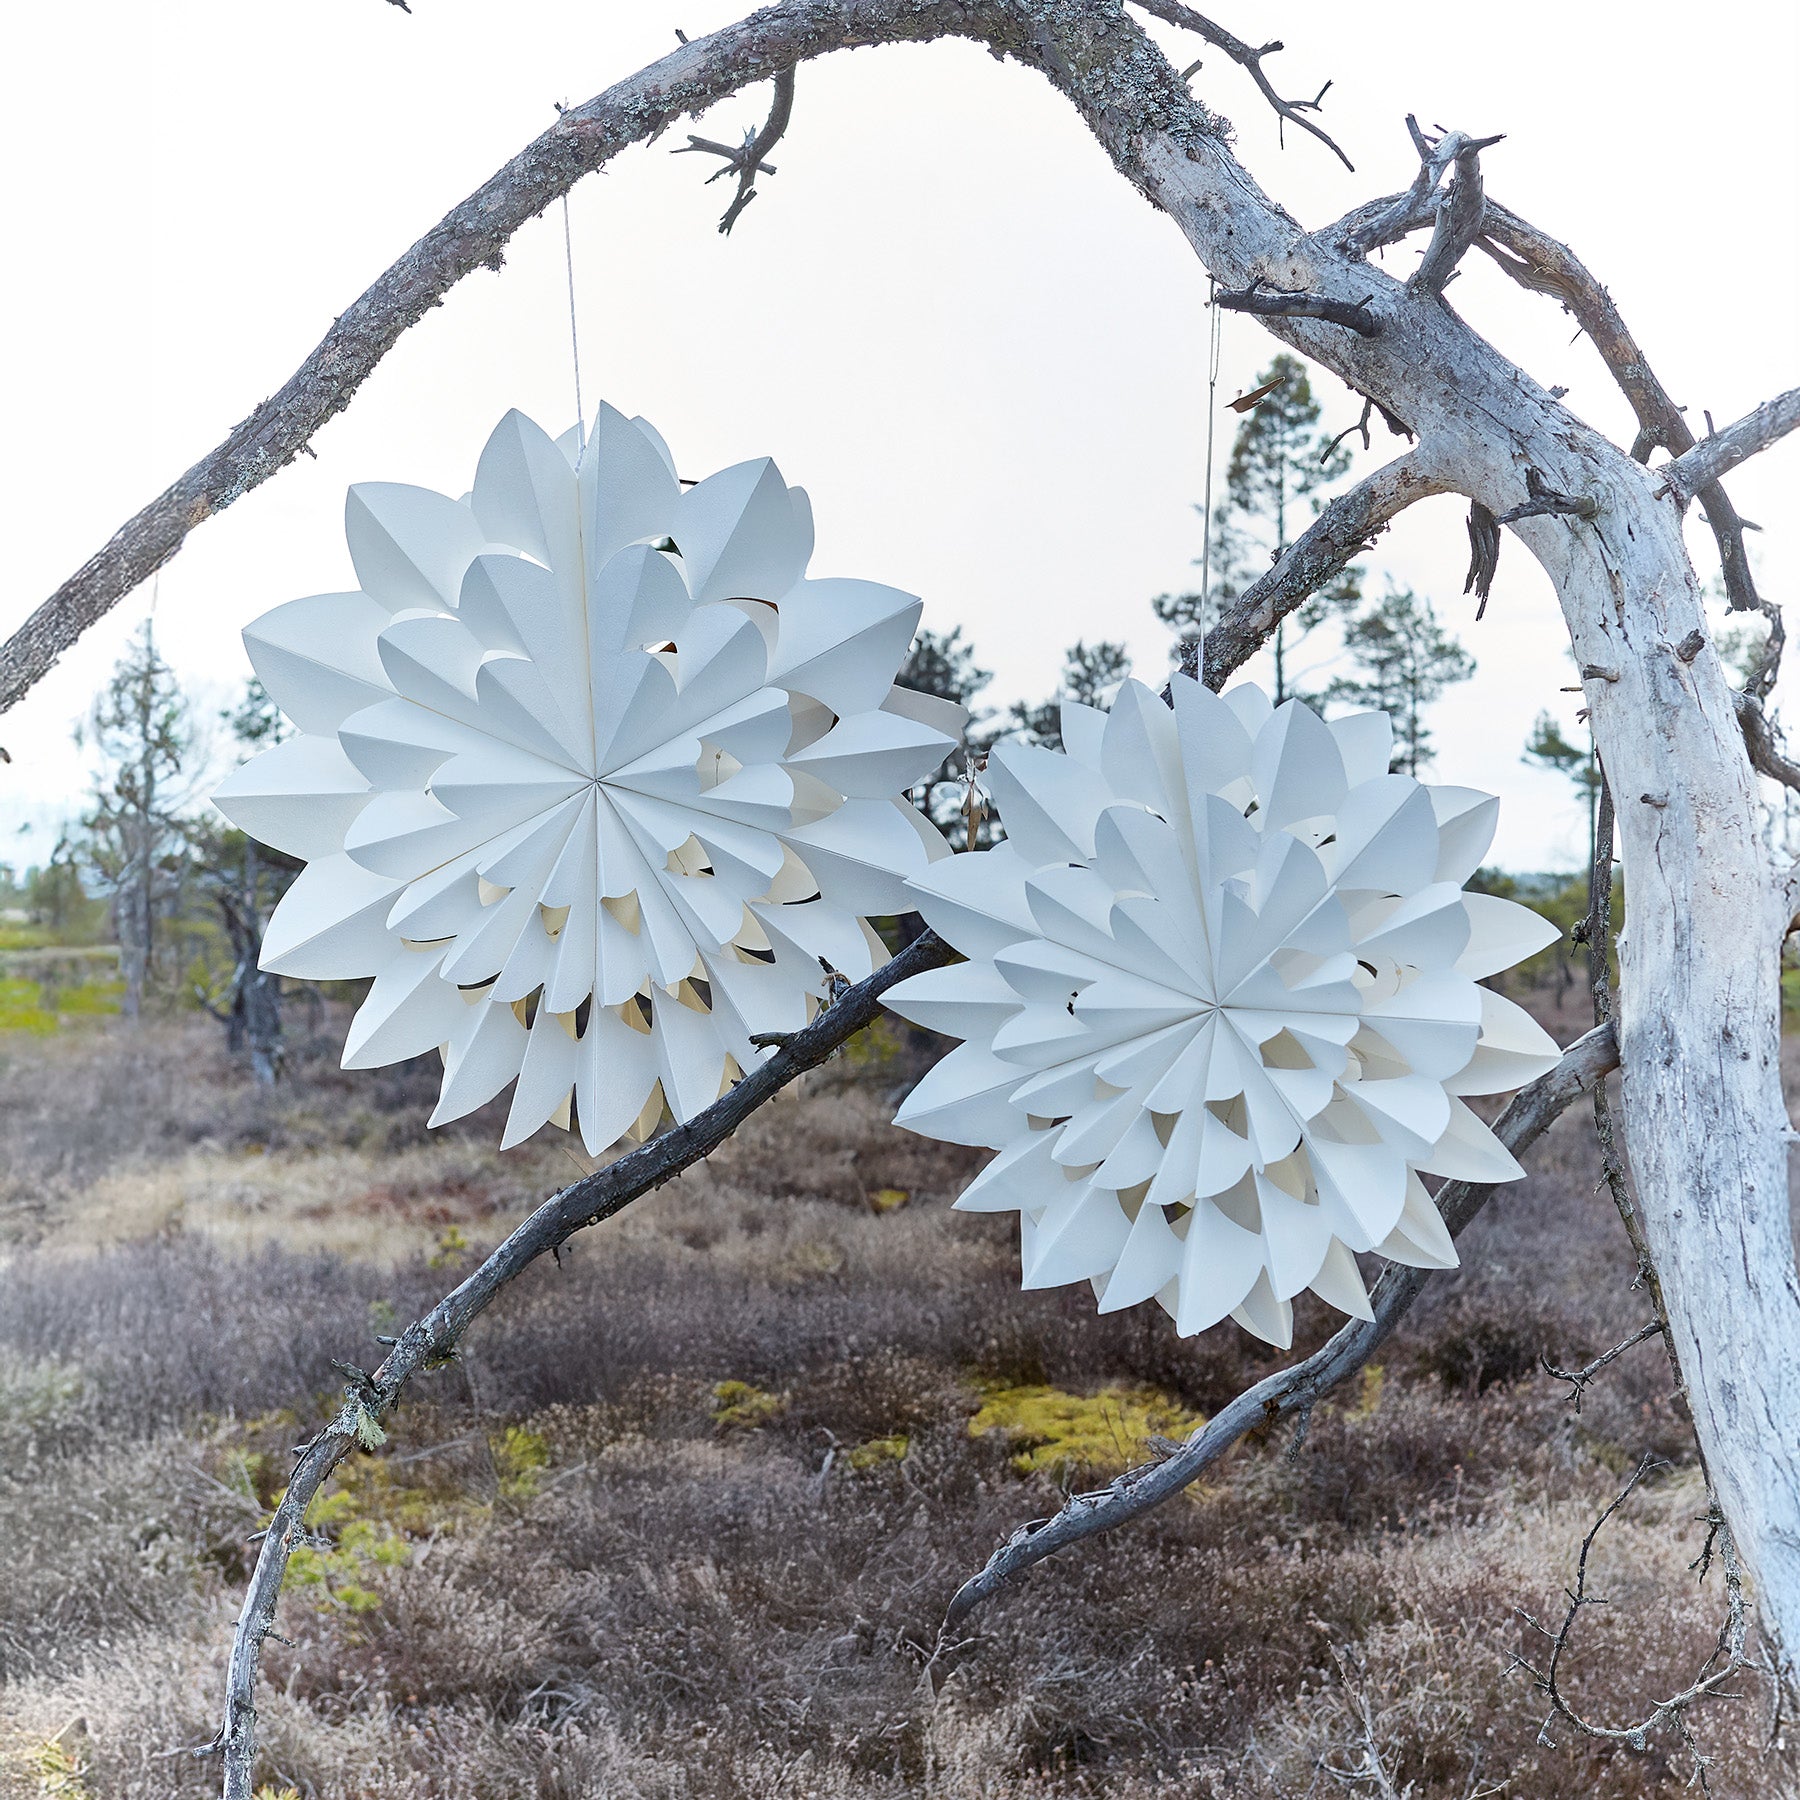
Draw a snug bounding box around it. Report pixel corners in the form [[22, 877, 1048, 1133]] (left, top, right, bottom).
[[4, 0, 1796, 872]]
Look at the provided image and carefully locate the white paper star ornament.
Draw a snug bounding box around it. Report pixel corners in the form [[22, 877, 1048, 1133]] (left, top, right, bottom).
[[883, 674, 1562, 1348], [215, 404, 963, 1151]]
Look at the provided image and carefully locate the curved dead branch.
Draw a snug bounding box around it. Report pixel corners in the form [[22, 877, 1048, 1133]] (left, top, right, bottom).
[[936, 1022, 1621, 1640], [1476, 203, 1766, 614], [202, 927, 956, 1800], [1515, 1455, 1751, 1778], [1174, 446, 1450, 690]]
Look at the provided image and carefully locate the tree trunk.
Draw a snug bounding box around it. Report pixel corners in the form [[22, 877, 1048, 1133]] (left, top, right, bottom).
[[1123, 131, 1800, 1665]]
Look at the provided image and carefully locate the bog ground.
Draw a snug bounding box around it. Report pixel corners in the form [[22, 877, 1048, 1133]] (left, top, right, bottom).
[[0, 999, 1792, 1798]]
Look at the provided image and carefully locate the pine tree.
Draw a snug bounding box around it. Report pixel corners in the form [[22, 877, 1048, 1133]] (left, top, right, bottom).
[[191, 679, 303, 1082], [1155, 353, 1361, 702], [73, 622, 198, 1020], [1523, 709, 1603, 866], [1010, 639, 1131, 748], [896, 626, 996, 847], [1326, 586, 1474, 776]]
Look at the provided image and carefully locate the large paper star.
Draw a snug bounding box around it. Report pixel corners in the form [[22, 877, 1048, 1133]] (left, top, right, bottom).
[[215, 405, 962, 1151], [884, 675, 1561, 1345]]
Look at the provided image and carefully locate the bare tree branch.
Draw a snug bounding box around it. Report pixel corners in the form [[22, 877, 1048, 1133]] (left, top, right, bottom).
[[198, 927, 956, 1799], [1736, 692, 1800, 794], [13, 0, 1209, 720], [1125, 0, 1353, 169], [1329, 116, 1492, 260], [935, 1022, 1620, 1640], [1541, 1318, 1665, 1413], [1659, 389, 1800, 508], [1514, 1455, 1752, 1780], [1173, 447, 1449, 689], [673, 65, 797, 233], [1476, 203, 1766, 613], [1214, 278, 1380, 336], [1407, 126, 1499, 296]]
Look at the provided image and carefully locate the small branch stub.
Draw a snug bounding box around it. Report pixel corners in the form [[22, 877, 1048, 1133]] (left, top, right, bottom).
[[1214, 278, 1380, 337], [1498, 466, 1599, 525]]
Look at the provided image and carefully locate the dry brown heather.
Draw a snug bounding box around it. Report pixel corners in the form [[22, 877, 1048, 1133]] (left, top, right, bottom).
[[0, 1000, 1794, 1798]]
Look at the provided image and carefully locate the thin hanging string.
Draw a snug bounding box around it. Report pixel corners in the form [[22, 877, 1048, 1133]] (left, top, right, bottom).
[[1197, 273, 1223, 687], [561, 192, 586, 450]]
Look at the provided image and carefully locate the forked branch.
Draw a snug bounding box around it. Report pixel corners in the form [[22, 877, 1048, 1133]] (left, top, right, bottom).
[[1407, 122, 1500, 296], [201, 927, 957, 1800], [674, 65, 797, 232], [1332, 116, 1494, 261], [1126, 0, 1353, 169], [1542, 1318, 1665, 1413], [937, 1022, 1620, 1638]]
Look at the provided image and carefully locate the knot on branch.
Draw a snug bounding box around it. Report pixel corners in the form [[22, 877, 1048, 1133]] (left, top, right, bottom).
[[1214, 277, 1380, 337], [1496, 466, 1599, 525]]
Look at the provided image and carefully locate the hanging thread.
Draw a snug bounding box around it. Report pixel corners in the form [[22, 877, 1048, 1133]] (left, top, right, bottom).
[[1197, 273, 1223, 687], [561, 192, 586, 448]]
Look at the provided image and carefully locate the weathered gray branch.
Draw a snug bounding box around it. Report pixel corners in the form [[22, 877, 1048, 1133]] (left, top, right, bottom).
[[1214, 279, 1380, 336], [1476, 203, 1766, 613], [7, 1, 1149, 719], [1330, 117, 1491, 260], [938, 1023, 1621, 1636], [202, 927, 956, 1800], [1406, 126, 1498, 296], [1659, 389, 1800, 508], [1736, 692, 1800, 794], [1175, 447, 1450, 689], [1125, 0, 1352, 169]]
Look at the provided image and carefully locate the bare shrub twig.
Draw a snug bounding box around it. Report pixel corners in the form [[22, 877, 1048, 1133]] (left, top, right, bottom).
[[1514, 1455, 1753, 1789]]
